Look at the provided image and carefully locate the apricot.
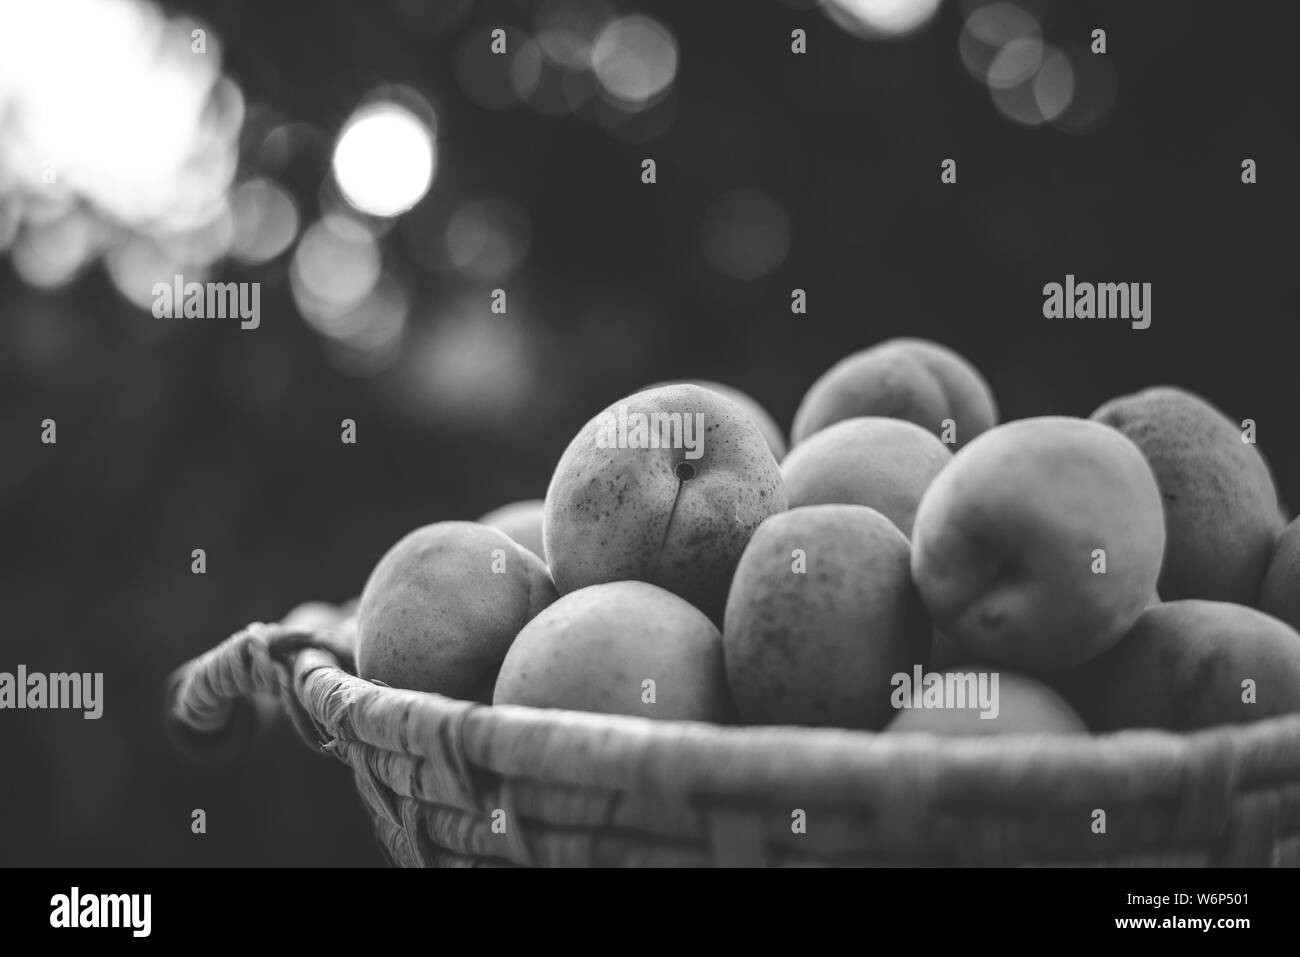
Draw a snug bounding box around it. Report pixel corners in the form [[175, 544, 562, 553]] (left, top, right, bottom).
[[779, 416, 951, 537], [1260, 517, 1300, 632], [477, 499, 546, 561], [722, 504, 928, 729], [912, 417, 1165, 672], [1091, 386, 1283, 603], [356, 522, 557, 701], [885, 668, 1087, 736], [493, 581, 732, 722], [1054, 600, 1300, 732], [544, 384, 786, 624], [791, 338, 997, 449], [643, 379, 787, 462]]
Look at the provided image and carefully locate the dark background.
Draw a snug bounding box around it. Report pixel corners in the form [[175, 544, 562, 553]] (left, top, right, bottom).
[[1, 0, 1295, 866]]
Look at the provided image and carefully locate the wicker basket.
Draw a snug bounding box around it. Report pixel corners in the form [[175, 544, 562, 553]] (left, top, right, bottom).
[[165, 604, 1300, 867]]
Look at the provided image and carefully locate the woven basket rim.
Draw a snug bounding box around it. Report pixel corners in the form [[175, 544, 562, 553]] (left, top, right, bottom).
[[295, 649, 1300, 806], [299, 647, 1300, 750], [169, 622, 1300, 865]]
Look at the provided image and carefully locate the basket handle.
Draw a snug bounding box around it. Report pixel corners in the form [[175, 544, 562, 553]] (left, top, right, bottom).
[[164, 613, 356, 764]]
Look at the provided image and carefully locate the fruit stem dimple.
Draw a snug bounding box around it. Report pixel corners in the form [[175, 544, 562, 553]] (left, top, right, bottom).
[[653, 466, 690, 579]]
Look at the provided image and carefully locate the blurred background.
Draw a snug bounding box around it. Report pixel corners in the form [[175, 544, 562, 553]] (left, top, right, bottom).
[[0, 0, 1295, 866]]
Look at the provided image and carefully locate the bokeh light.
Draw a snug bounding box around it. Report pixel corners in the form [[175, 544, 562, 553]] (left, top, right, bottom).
[[332, 102, 436, 218], [256, 121, 330, 177], [990, 41, 1073, 127], [0, 198, 20, 253], [105, 237, 186, 309], [323, 273, 410, 376], [509, 39, 545, 102], [229, 178, 299, 265], [0, 0, 242, 294], [534, 0, 610, 69], [156, 200, 234, 270], [960, 2, 1109, 134], [398, 303, 538, 427], [591, 15, 678, 109], [11, 211, 99, 289], [290, 215, 382, 330], [0, 0, 238, 227], [823, 0, 943, 40], [959, 2, 1041, 81], [986, 36, 1043, 91], [1033, 48, 1075, 124], [700, 189, 791, 282], [989, 77, 1045, 127]]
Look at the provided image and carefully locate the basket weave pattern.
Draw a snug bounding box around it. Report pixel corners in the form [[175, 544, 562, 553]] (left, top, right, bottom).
[[167, 619, 1300, 867]]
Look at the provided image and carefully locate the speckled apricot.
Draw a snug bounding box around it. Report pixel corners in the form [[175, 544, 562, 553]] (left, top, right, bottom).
[[493, 581, 732, 722], [1092, 386, 1282, 604], [791, 339, 998, 448], [912, 417, 1164, 672], [478, 499, 546, 561], [723, 504, 927, 729], [1053, 600, 1300, 732], [544, 384, 786, 624], [356, 522, 557, 700], [780, 416, 951, 537]]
